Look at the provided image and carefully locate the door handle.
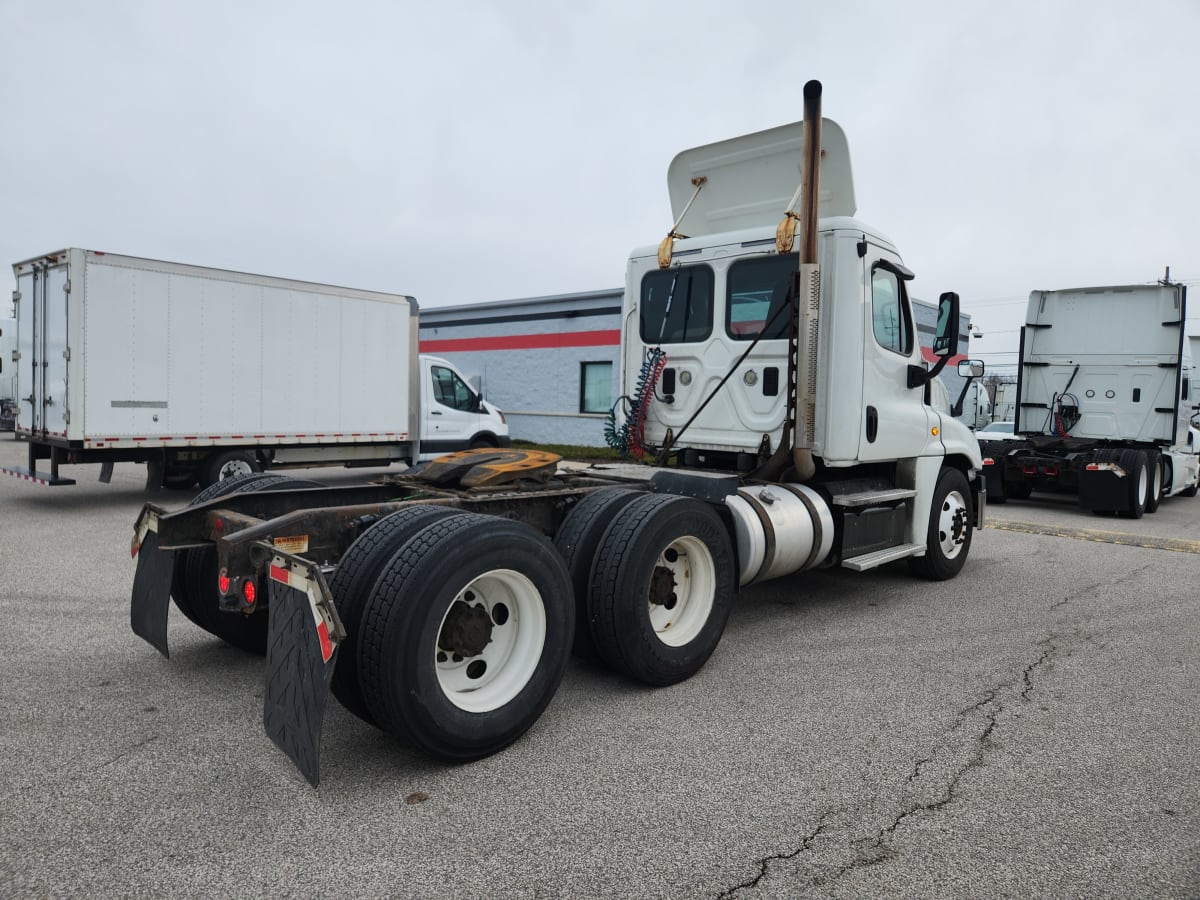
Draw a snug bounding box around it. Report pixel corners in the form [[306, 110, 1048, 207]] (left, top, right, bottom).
[[865, 406, 878, 443], [431, 410, 443, 415]]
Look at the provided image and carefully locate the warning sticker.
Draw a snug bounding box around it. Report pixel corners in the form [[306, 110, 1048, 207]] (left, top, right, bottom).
[[273, 535, 310, 554]]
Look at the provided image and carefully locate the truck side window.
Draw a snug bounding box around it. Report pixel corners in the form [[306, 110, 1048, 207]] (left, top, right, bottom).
[[726, 253, 798, 340], [431, 365, 476, 411], [640, 265, 714, 344], [871, 266, 913, 355]]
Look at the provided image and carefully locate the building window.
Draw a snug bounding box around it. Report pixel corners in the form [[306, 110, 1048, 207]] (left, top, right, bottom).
[[580, 361, 612, 414]]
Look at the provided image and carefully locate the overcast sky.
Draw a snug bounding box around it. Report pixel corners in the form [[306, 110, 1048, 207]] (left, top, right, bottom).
[[3, 0, 1197, 374]]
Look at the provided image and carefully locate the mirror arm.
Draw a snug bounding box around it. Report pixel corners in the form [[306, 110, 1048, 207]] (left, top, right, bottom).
[[951, 374, 977, 417]]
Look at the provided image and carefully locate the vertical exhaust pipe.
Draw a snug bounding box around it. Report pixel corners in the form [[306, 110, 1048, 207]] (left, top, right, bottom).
[[791, 80, 823, 481]]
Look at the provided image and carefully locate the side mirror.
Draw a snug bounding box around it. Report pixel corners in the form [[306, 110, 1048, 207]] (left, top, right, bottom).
[[957, 359, 985, 378], [932, 292, 960, 358], [911, 291, 962, 389]]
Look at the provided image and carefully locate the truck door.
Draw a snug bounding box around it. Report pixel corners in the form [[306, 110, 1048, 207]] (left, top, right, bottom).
[[423, 360, 482, 452], [16, 260, 70, 439], [858, 252, 935, 462]]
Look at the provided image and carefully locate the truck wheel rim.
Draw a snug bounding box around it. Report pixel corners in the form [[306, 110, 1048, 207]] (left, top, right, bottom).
[[218, 459, 254, 480], [938, 490, 969, 560], [1136, 465, 1148, 505], [1152, 462, 1162, 498], [434, 569, 546, 713], [648, 535, 716, 647]]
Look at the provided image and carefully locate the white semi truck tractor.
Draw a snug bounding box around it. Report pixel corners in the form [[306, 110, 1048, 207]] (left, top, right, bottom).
[[129, 81, 984, 785], [979, 280, 1200, 514]]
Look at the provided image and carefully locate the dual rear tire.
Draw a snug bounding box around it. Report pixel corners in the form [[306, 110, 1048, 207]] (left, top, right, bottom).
[[333, 512, 574, 760], [326, 491, 738, 760]]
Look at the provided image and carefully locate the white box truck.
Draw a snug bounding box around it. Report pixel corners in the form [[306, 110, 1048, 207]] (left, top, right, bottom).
[[950, 379, 991, 430], [4, 250, 509, 487], [992, 381, 1017, 423], [979, 281, 1200, 514], [129, 81, 985, 785]]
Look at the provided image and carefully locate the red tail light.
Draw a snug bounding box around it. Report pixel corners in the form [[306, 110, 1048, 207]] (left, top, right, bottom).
[[218, 572, 230, 594], [242, 579, 256, 606]]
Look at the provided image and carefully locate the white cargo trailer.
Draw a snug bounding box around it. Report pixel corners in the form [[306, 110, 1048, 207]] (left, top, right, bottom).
[[979, 281, 1200, 514], [5, 249, 508, 487]]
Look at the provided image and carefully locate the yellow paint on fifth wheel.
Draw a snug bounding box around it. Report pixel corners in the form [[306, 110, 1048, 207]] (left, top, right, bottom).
[[987, 520, 1200, 555]]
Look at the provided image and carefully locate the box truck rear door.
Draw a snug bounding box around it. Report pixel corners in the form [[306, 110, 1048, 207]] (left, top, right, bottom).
[[39, 261, 70, 439]]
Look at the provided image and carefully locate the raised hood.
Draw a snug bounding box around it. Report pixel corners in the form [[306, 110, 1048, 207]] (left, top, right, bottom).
[[667, 118, 855, 238]]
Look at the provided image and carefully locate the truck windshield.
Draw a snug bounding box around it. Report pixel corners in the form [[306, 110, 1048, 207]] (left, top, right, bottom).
[[640, 266, 713, 344], [727, 254, 797, 340]]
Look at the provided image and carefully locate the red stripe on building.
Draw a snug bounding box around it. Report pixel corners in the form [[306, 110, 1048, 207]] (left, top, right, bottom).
[[420, 329, 620, 353], [920, 348, 968, 366]]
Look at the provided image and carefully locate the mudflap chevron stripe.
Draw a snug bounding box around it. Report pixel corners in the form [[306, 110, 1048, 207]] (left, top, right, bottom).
[[263, 577, 339, 787]]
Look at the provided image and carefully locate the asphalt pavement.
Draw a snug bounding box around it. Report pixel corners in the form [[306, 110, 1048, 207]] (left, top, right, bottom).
[[1, 438, 1197, 898]]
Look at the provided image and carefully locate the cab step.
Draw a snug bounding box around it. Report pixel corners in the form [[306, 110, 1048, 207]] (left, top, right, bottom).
[[841, 542, 924, 572], [831, 488, 916, 507]]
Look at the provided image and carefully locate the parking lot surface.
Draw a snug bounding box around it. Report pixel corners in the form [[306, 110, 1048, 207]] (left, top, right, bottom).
[[1, 439, 1198, 898]]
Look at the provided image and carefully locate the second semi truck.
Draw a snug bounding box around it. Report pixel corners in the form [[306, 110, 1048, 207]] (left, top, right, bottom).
[[980, 281, 1200, 514]]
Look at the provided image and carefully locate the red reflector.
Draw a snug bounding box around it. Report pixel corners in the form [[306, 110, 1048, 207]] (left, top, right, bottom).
[[218, 573, 230, 594], [317, 619, 334, 662], [1042, 467, 1059, 477], [1086, 463, 1100, 471], [982, 457, 995, 466], [242, 579, 256, 606], [269, 564, 289, 584]]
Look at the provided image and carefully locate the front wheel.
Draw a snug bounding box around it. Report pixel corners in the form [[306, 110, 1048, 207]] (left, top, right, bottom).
[[909, 467, 973, 581], [587, 494, 736, 686], [357, 514, 574, 760], [1144, 450, 1163, 514]]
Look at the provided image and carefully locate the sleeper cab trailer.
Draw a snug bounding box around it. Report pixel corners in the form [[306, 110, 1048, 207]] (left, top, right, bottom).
[[979, 282, 1200, 516], [3, 249, 508, 488], [130, 81, 985, 785]]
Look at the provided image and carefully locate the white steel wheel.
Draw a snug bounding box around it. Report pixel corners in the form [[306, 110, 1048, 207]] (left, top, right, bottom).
[[647, 535, 717, 647], [434, 568, 547, 713], [218, 457, 255, 480], [357, 514, 574, 761], [587, 493, 736, 686], [910, 467, 973, 581], [937, 487, 970, 561]]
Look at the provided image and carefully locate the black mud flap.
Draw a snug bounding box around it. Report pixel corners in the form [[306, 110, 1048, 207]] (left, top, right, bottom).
[[263, 578, 339, 787], [130, 531, 176, 658]]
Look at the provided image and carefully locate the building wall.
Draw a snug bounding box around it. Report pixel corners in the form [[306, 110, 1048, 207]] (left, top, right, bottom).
[[418, 291, 972, 447]]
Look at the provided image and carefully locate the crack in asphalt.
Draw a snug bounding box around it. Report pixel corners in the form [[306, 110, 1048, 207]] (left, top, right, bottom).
[[716, 562, 1152, 896], [716, 818, 832, 898]]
